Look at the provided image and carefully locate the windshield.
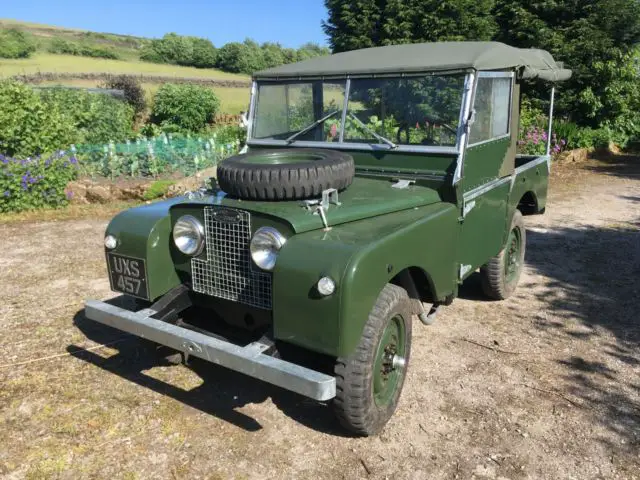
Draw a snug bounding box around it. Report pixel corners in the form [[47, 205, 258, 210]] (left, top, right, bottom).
[[251, 74, 466, 148]]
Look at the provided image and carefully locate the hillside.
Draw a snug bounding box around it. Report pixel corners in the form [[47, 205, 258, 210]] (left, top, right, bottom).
[[0, 19, 251, 114]]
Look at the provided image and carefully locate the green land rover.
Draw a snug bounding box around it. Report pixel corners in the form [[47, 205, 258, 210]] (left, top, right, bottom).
[[85, 42, 571, 435]]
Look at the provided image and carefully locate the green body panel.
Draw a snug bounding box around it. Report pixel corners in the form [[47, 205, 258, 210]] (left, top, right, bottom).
[[460, 182, 510, 273], [273, 202, 458, 357], [185, 176, 446, 234], [105, 198, 184, 301], [510, 157, 550, 216], [463, 137, 510, 192]]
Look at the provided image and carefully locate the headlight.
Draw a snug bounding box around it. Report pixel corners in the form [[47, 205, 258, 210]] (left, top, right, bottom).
[[173, 215, 204, 256], [104, 234, 117, 250], [250, 227, 286, 271]]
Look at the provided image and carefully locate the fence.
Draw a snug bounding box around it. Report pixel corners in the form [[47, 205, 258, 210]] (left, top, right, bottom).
[[73, 133, 242, 179]]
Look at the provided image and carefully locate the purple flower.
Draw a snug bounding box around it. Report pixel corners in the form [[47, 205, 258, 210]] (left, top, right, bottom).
[[70, 156, 78, 165], [561, 139, 567, 146], [3, 191, 9, 197], [66, 191, 73, 200]]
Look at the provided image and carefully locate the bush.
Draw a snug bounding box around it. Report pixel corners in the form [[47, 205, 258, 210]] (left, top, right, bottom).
[[0, 152, 78, 213], [143, 179, 175, 200], [48, 37, 119, 59], [0, 28, 36, 59], [101, 75, 147, 115], [151, 84, 220, 132], [190, 37, 218, 68], [39, 88, 135, 144], [215, 40, 265, 74], [140, 33, 217, 68], [0, 81, 77, 158], [215, 39, 330, 75], [207, 124, 247, 147]]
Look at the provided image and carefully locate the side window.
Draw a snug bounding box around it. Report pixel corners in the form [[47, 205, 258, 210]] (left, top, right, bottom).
[[468, 76, 512, 145]]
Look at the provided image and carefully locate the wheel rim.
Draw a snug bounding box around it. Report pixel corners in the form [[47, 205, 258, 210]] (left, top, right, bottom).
[[373, 314, 406, 407], [504, 226, 522, 284]]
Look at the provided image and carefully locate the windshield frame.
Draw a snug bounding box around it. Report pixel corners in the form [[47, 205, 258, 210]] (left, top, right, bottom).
[[247, 72, 474, 155]]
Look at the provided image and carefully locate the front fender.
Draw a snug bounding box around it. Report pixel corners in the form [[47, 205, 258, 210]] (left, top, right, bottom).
[[105, 198, 184, 301], [273, 202, 459, 357]]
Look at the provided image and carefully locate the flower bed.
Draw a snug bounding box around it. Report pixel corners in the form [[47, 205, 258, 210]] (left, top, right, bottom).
[[0, 151, 78, 213]]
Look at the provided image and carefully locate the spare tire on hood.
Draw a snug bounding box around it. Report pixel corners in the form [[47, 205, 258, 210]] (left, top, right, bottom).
[[216, 148, 355, 201]]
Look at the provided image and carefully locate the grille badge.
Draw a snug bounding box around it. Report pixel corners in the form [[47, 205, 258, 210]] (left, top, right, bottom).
[[211, 208, 242, 223]]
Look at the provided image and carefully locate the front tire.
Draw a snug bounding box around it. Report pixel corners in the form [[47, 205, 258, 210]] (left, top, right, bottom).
[[480, 210, 526, 300], [333, 284, 413, 436]]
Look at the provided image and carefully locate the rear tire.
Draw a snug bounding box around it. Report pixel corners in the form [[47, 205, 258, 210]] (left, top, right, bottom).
[[333, 284, 413, 436], [480, 210, 526, 300]]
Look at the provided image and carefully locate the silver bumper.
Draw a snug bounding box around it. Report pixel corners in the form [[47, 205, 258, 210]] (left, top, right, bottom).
[[84, 300, 336, 401]]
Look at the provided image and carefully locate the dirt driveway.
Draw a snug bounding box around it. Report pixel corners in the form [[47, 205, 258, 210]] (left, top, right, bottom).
[[1, 155, 639, 480]]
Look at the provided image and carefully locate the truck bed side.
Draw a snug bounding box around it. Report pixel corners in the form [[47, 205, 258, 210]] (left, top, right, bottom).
[[510, 154, 550, 217]]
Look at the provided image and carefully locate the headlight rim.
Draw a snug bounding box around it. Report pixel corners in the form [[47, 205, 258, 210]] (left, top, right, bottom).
[[173, 214, 205, 256], [250, 226, 286, 271]]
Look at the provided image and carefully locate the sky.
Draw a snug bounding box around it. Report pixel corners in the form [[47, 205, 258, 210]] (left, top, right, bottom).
[[2, 0, 329, 48]]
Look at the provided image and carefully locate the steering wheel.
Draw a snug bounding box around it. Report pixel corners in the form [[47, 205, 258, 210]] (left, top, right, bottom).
[[396, 115, 457, 146]]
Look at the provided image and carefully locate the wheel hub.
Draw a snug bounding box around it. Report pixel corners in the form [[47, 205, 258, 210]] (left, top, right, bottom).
[[373, 315, 406, 407]]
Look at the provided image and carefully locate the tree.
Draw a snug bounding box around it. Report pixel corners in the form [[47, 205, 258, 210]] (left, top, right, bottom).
[[296, 42, 331, 61], [492, 0, 640, 130], [216, 40, 266, 74], [189, 37, 217, 68], [323, 0, 640, 139], [322, 0, 496, 53], [261, 42, 286, 68]]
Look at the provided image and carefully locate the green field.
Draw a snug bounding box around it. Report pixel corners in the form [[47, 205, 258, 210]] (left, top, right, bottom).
[[0, 53, 249, 81], [0, 19, 251, 114]]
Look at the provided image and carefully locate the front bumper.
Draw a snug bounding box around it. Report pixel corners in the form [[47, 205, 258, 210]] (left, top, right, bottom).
[[84, 300, 336, 401]]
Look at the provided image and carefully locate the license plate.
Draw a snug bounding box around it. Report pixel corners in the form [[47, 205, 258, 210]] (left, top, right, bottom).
[[106, 253, 149, 300]]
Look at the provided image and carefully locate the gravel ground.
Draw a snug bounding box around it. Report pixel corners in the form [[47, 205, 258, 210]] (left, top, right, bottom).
[[0, 155, 638, 480]]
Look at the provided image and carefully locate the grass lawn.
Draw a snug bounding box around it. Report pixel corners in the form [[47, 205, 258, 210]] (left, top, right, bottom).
[[0, 53, 250, 81]]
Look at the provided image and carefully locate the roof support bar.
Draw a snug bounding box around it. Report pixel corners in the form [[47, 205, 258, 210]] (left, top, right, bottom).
[[545, 86, 556, 157]]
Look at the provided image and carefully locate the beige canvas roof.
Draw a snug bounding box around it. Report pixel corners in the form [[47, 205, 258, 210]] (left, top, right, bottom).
[[254, 42, 572, 82]]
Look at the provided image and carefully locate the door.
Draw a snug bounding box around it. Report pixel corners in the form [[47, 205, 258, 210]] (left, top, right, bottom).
[[459, 72, 515, 277]]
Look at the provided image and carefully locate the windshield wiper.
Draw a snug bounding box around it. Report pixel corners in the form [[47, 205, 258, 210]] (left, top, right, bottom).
[[285, 110, 341, 144], [348, 112, 398, 149]]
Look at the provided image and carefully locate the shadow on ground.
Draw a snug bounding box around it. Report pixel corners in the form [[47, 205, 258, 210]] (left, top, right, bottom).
[[511, 215, 639, 452], [70, 300, 348, 436], [584, 151, 640, 180]]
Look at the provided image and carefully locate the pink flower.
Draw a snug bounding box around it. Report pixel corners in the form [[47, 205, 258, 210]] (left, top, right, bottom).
[[329, 123, 337, 138], [416, 122, 420, 129]]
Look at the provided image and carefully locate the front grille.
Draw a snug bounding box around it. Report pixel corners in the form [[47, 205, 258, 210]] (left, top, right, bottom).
[[191, 207, 272, 310]]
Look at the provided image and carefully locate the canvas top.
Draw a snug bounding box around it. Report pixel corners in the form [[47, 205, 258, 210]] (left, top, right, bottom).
[[254, 41, 572, 82]]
